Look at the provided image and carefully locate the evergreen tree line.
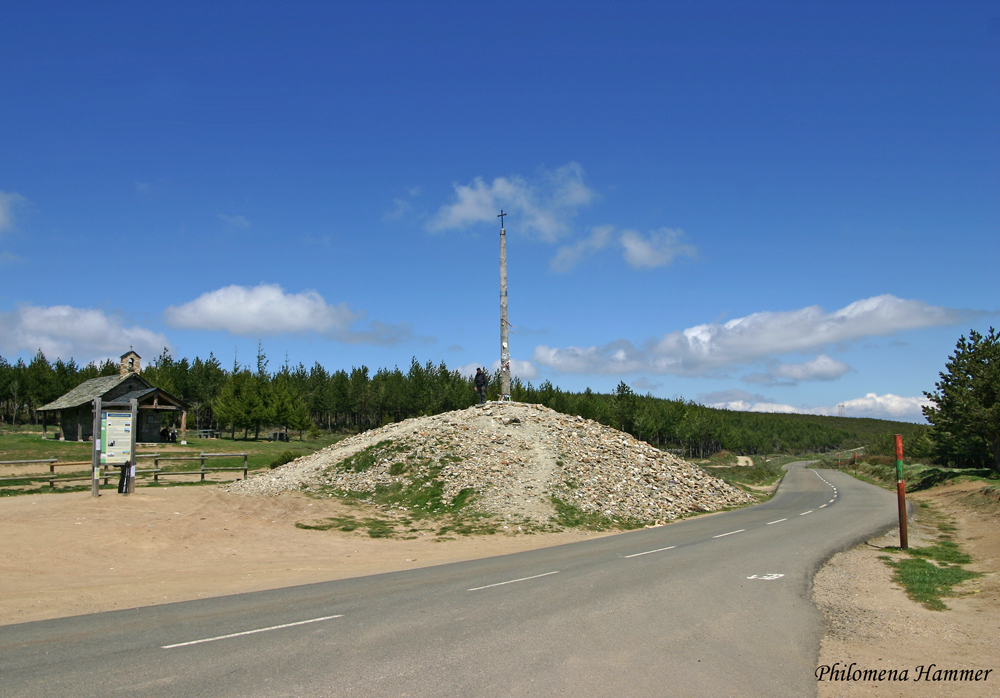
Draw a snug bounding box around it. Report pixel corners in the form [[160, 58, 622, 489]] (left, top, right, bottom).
[[0, 348, 931, 458]]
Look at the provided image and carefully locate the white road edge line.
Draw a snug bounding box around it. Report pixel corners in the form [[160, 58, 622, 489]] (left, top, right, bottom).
[[713, 529, 745, 538], [468, 571, 559, 591], [625, 545, 676, 558], [800, 510, 813, 516], [766, 518, 787, 525], [819, 504, 828, 508], [162, 615, 344, 649]]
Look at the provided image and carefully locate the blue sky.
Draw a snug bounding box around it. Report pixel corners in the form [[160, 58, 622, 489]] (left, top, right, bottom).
[[1, 1, 998, 422]]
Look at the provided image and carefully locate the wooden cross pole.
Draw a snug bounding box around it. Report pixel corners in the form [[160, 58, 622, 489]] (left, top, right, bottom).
[[498, 210, 511, 401]]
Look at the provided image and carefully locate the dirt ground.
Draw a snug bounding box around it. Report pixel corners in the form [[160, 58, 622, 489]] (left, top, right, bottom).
[[3, 478, 997, 698], [0, 486, 602, 626], [814, 480, 1000, 697]]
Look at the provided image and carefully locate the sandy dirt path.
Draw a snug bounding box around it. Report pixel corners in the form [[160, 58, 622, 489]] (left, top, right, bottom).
[[0, 487, 602, 626]]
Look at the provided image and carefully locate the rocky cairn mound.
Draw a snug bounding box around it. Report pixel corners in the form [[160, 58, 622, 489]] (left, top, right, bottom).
[[230, 402, 753, 525]]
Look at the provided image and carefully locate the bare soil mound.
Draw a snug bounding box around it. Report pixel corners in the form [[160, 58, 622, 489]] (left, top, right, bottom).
[[229, 402, 753, 525]]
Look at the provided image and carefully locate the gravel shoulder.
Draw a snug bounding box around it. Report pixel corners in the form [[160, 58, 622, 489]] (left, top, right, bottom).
[[813, 479, 1000, 697]]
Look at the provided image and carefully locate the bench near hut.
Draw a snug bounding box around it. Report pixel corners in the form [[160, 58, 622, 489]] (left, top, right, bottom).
[[36, 351, 190, 444]]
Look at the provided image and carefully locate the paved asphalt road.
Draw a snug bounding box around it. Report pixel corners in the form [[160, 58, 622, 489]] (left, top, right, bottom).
[[1, 463, 900, 698]]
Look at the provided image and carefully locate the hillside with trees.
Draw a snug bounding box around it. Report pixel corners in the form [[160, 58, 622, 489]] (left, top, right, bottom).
[[1, 347, 927, 458]]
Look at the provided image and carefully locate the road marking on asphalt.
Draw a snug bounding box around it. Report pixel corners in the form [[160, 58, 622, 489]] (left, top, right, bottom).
[[819, 504, 827, 508], [766, 518, 787, 525], [829, 499, 835, 503], [713, 529, 745, 538], [747, 574, 784, 580], [468, 571, 559, 591], [800, 510, 813, 515], [162, 615, 344, 649], [625, 545, 676, 558]]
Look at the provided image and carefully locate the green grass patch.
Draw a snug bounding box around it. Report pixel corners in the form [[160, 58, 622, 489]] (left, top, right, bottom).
[[295, 514, 410, 538], [877, 501, 981, 611], [879, 555, 980, 611], [549, 495, 645, 531], [337, 440, 408, 473], [702, 458, 785, 488], [269, 450, 303, 469]]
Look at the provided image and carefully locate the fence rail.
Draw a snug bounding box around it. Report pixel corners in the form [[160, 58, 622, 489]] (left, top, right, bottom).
[[153, 453, 249, 481], [0, 453, 248, 488]]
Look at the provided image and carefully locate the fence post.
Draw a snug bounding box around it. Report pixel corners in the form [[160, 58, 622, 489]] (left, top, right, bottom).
[[154, 456, 159, 483], [91, 397, 102, 498], [243, 454, 248, 479], [200, 455, 206, 481]]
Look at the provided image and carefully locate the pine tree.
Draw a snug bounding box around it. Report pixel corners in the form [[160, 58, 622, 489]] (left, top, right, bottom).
[[923, 327, 1000, 471]]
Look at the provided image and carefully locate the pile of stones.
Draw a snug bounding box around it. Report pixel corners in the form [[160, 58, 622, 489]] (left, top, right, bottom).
[[229, 402, 754, 524]]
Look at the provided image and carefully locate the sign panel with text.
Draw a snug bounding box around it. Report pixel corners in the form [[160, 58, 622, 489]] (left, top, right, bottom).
[[100, 411, 133, 465]]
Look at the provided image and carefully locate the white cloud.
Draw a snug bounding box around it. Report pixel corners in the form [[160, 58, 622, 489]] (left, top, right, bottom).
[[699, 390, 931, 423], [743, 354, 851, 386], [620, 228, 697, 269], [834, 393, 932, 421], [0, 304, 171, 362], [457, 359, 537, 381], [0, 191, 27, 237], [534, 295, 974, 377], [218, 214, 251, 228], [551, 225, 614, 272], [428, 162, 595, 242], [165, 283, 411, 345], [455, 362, 482, 379], [490, 358, 539, 380], [551, 225, 697, 272]]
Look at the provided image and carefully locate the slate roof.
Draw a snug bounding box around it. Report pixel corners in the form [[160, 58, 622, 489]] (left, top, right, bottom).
[[104, 388, 158, 405], [37, 375, 130, 411]]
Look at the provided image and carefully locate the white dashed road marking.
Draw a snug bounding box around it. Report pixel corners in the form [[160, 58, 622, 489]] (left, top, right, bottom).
[[162, 615, 344, 649], [766, 518, 787, 525], [625, 545, 676, 558], [800, 510, 813, 516], [713, 529, 745, 538], [468, 571, 559, 591]]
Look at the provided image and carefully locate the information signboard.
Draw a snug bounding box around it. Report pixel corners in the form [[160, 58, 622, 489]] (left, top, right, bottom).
[[100, 411, 133, 465]]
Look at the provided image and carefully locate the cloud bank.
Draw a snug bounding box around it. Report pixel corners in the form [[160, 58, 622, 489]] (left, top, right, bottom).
[[0, 305, 171, 363], [743, 354, 852, 386], [428, 162, 595, 242], [165, 283, 411, 345], [699, 389, 931, 423], [534, 295, 975, 378]]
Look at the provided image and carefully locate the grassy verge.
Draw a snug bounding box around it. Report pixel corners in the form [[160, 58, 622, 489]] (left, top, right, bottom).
[[549, 495, 646, 532], [876, 502, 981, 611], [700, 455, 789, 498], [821, 454, 998, 492]]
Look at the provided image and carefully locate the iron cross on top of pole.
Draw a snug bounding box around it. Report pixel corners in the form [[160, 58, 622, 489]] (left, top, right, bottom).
[[497, 210, 506, 229]]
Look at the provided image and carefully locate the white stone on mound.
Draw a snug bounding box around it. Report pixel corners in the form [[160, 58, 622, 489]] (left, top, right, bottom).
[[228, 403, 754, 524]]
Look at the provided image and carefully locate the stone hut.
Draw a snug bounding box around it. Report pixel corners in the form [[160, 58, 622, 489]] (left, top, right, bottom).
[[37, 351, 189, 443]]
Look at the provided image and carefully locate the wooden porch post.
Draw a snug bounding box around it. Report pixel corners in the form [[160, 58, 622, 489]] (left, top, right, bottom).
[[180, 409, 187, 445]]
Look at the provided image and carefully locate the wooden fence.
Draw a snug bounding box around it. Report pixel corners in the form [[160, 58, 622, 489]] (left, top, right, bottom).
[[0, 453, 248, 489]]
